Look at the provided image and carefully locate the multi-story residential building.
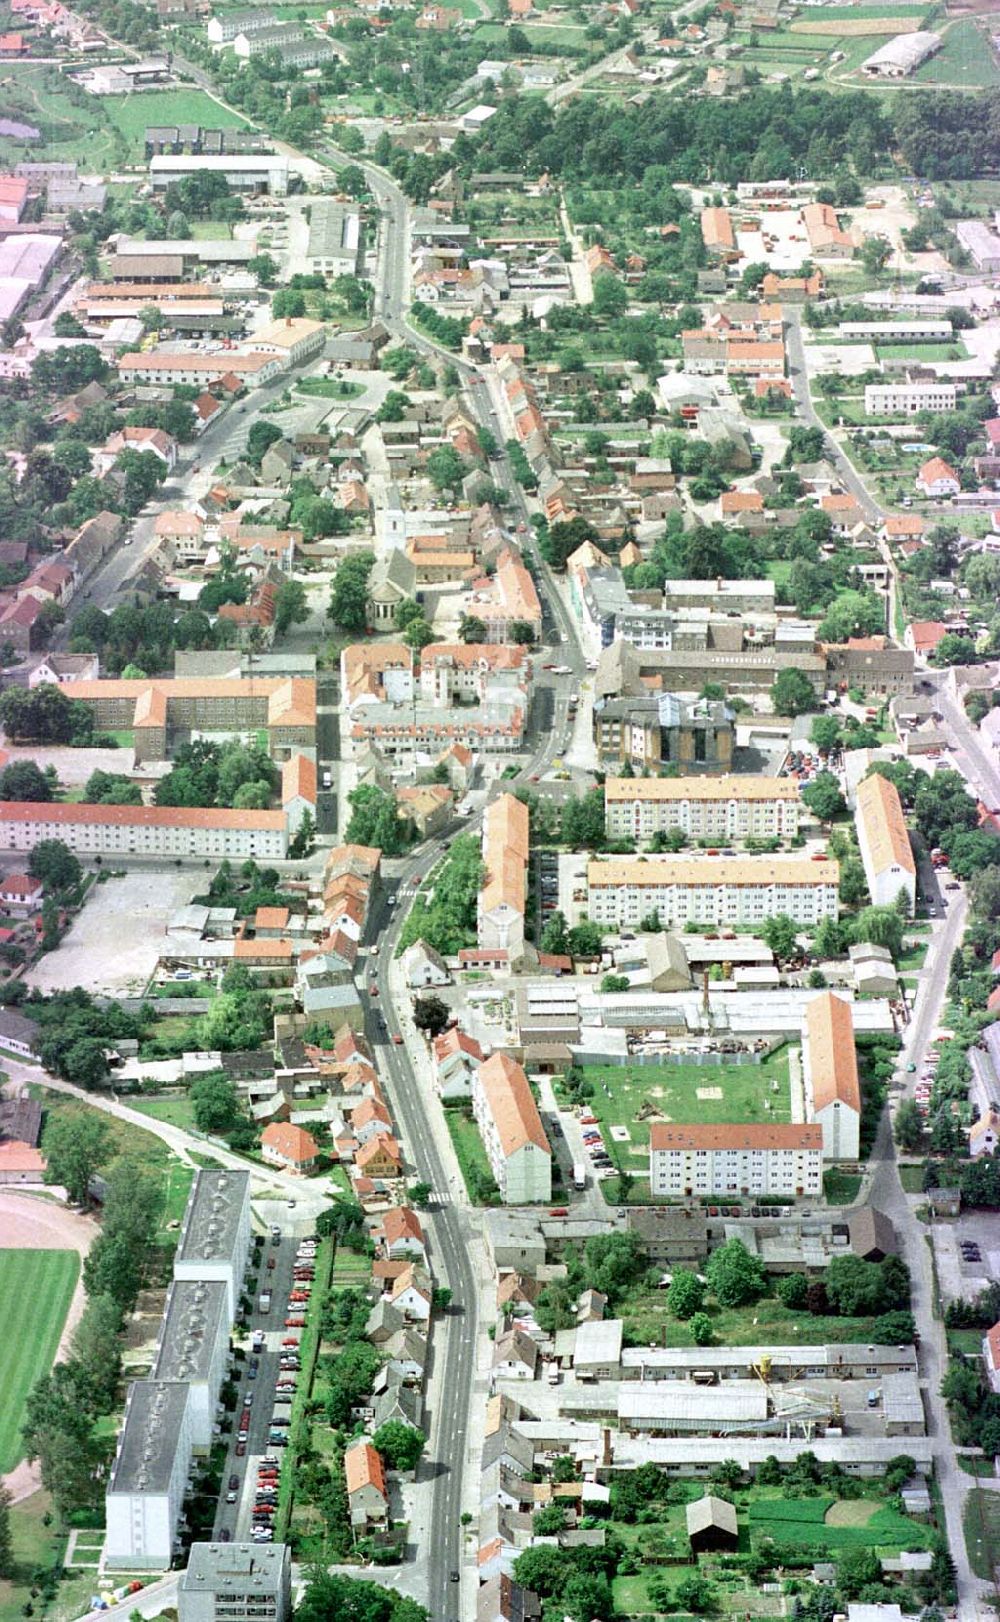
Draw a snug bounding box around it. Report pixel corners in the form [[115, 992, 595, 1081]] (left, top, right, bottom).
[[604, 775, 800, 843], [464, 548, 542, 643], [822, 637, 914, 699], [151, 1280, 230, 1450], [587, 855, 840, 930], [173, 1170, 251, 1319], [854, 771, 916, 912], [478, 793, 529, 967], [207, 8, 276, 44], [179, 1544, 292, 1622], [472, 1053, 551, 1204], [0, 801, 290, 862], [54, 676, 315, 761], [649, 1123, 824, 1200], [594, 692, 735, 771], [864, 381, 957, 416], [802, 991, 861, 1162], [418, 643, 529, 705], [105, 1380, 195, 1569]]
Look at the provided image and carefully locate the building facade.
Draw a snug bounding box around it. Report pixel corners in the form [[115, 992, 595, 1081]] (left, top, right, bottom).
[[587, 856, 840, 930], [179, 1544, 292, 1622], [0, 801, 289, 862], [472, 1053, 551, 1204], [604, 776, 800, 843], [649, 1123, 824, 1199], [105, 1381, 195, 1569], [854, 772, 916, 912]]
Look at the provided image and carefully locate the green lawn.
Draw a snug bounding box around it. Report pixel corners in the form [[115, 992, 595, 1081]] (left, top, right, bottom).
[[621, 1285, 884, 1349], [0, 1251, 79, 1472], [295, 378, 363, 399], [823, 1167, 863, 1204], [0, 65, 121, 169], [0, 1492, 68, 1622], [748, 1495, 933, 1553], [444, 1108, 497, 1204], [131, 1095, 198, 1132], [964, 1489, 1000, 1579], [578, 1048, 792, 1164], [914, 17, 1000, 85], [876, 342, 968, 362], [106, 90, 249, 157]]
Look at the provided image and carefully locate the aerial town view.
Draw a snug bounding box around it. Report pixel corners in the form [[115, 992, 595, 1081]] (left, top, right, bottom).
[[5, 0, 1000, 1620]]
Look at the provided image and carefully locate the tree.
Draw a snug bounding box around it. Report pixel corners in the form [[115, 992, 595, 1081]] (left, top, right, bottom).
[[567, 921, 604, 957], [69, 1293, 123, 1413], [329, 552, 375, 633], [510, 620, 536, 646], [190, 1072, 246, 1136], [811, 714, 842, 754], [802, 770, 846, 821], [372, 1420, 425, 1472], [28, 838, 82, 894], [426, 446, 466, 497], [459, 614, 487, 643], [346, 784, 412, 856], [776, 1272, 809, 1309], [248, 253, 279, 285], [274, 578, 309, 635], [581, 1231, 646, 1306], [0, 1484, 11, 1579], [706, 1238, 767, 1307], [667, 1269, 705, 1320], [771, 668, 816, 717], [410, 1182, 432, 1209], [761, 913, 799, 963], [413, 994, 449, 1038], [675, 1575, 717, 1612], [691, 1311, 713, 1345], [247, 420, 283, 465], [835, 1547, 882, 1599], [541, 910, 569, 954], [42, 1110, 112, 1206], [21, 1365, 106, 1518], [0, 760, 52, 801], [297, 1573, 427, 1622]]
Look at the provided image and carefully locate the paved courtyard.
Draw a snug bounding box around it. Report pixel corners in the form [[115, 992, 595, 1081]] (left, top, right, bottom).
[[27, 869, 203, 997]]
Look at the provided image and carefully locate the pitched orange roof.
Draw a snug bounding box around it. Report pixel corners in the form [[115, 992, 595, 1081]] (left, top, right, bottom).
[[804, 992, 861, 1117], [255, 906, 290, 930], [381, 1206, 425, 1246], [856, 771, 915, 880], [344, 1441, 386, 1498], [650, 1123, 823, 1151], [261, 1122, 318, 1163], [282, 752, 317, 807], [476, 1053, 550, 1158], [0, 801, 285, 831], [356, 1132, 401, 1170]]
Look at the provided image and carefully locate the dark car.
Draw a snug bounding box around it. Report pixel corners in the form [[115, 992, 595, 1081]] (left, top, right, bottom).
[[229, 1473, 240, 1491], [220, 1530, 232, 1543]]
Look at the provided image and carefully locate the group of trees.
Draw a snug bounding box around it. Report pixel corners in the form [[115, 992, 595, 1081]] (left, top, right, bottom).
[[345, 784, 415, 856], [188, 1071, 257, 1152], [155, 739, 279, 813], [297, 1572, 427, 1622], [329, 552, 375, 633], [397, 835, 484, 958], [68, 597, 235, 676], [0, 685, 94, 747]]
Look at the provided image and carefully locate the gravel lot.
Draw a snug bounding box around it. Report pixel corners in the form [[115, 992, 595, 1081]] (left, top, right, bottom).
[[27, 869, 203, 996]]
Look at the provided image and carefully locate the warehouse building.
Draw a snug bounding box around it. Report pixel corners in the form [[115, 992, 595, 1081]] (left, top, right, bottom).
[[149, 153, 289, 195], [587, 855, 840, 930], [252, 316, 327, 367], [105, 1380, 194, 1569], [854, 771, 915, 912], [620, 1343, 917, 1382], [649, 1123, 824, 1200], [117, 350, 283, 387], [179, 1544, 292, 1622], [306, 198, 361, 275], [862, 30, 940, 76], [956, 221, 1000, 274], [604, 775, 800, 844], [152, 1280, 230, 1450], [0, 232, 62, 323]]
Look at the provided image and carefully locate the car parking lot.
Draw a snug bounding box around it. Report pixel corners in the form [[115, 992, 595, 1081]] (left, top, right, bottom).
[[212, 1229, 316, 1545], [932, 1210, 1000, 1305]]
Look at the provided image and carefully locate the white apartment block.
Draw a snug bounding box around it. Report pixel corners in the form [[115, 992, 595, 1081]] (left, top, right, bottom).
[[173, 1170, 252, 1319], [649, 1124, 824, 1200], [105, 1380, 195, 1569], [0, 802, 289, 863], [864, 382, 957, 417], [604, 776, 800, 843], [471, 1053, 551, 1205], [152, 1281, 230, 1451], [586, 856, 839, 930]]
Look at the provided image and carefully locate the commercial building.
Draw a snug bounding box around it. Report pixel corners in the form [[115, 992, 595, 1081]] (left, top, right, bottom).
[[840, 321, 952, 343], [105, 1381, 195, 1569], [305, 198, 361, 275], [956, 221, 1000, 274], [0, 801, 290, 862], [472, 1053, 551, 1204], [149, 154, 289, 195], [112, 239, 258, 278], [594, 691, 735, 770], [864, 381, 957, 417], [862, 30, 940, 76], [587, 855, 839, 930], [479, 792, 529, 967], [823, 638, 914, 700], [802, 991, 861, 1162], [233, 24, 337, 64], [620, 1342, 917, 1383], [173, 1170, 251, 1318], [117, 351, 283, 387], [855, 771, 915, 911], [419, 643, 529, 706], [179, 1544, 292, 1622], [0, 232, 62, 323], [152, 1280, 230, 1450], [604, 775, 800, 843], [649, 1123, 824, 1200], [253, 317, 327, 367]]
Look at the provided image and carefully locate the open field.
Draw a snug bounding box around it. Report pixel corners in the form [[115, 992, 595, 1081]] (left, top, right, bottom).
[[876, 341, 968, 361], [578, 1047, 792, 1159], [964, 1489, 1000, 1579], [914, 17, 1000, 85], [0, 1492, 66, 1622], [106, 89, 249, 155], [621, 1284, 886, 1348], [792, 13, 918, 32], [0, 1250, 79, 1472], [130, 1094, 199, 1132], [749, 1496, 933, 1551], [0, 66, 120, 168]]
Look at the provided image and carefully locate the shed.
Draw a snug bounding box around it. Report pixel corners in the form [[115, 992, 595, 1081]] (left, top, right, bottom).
[[686, 1494, 739, 1553]]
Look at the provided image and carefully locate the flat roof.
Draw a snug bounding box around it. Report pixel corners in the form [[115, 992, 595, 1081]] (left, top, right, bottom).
[[182, 1543, 289, 1593], [149, 154, 288, 174], [621, 1343, 917, 1372], [176, 1169, 249, 1267], [574, 1319, 624, 1366], [153, 1279, 229, 1383], [619, 1381, 768, 1422], [108, 1380, 190, 1495]]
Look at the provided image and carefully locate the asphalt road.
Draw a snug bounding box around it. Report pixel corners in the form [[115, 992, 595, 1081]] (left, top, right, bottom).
[[785, 310, 885, 526]]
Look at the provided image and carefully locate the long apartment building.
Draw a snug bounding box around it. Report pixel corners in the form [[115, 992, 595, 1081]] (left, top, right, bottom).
[[471, 1052, 551, 1204], [106, 1172, 251, 1570], [802, 991, 861, 1162], [854, 771, 915, 913], [864, 381, 957, 417], [649, 1123, 824, 1200], [0, 800, 290, 861], [478, 792, 529, 968], [586, 855, 840, 930], [604, 775, 800, 843], [57, 676, 316, 761]]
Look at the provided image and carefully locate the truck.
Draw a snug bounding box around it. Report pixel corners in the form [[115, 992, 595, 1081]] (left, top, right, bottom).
[[258, 1292, 271, 1315], [573, 1162, 586, 1191], [251, 1329, 265, 1353]]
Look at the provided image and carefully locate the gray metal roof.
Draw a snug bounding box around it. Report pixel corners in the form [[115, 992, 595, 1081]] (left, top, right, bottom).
[[153, 1279, 228, 1383], [176, 1169, 249, 1268], [108, 1380, 190, 1495], [182, 1542, 290, 1594]]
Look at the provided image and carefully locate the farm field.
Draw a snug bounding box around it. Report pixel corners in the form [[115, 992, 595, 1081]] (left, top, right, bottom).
[[106, 89, 249, 155], [0, 1250, 79, 1472], [748, 1496, 934, 1552], [913, 17, 1000, 86], [577, 1047, 792, 1160]]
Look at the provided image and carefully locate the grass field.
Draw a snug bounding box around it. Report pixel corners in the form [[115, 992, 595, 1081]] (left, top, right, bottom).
[[295, 377, 363, 399], [578, 1048, 791, 1162], [444, 1107, 498, 1204], [621, 1283, 886, 1348], [876, 342, 968, 361], [749, 1496, 933, 1552], [965, 1490, 1000, 1578], [131, 1095, 198, 1132], [913, 17, 1000, 85], [0, 66, 120, 169], [0, 1251, 79, 1473], [106, 90, 249, 157]]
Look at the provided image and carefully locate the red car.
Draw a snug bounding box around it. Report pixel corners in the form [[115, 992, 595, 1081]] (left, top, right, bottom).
[[393, 1034, 403, 1045]]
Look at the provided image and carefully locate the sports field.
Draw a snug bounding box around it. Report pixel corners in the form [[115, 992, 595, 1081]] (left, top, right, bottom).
[[0, 1249, 79, 1472]]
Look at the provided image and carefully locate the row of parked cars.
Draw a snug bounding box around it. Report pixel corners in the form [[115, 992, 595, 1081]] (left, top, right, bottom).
[[580, 1111, 614, 1180]]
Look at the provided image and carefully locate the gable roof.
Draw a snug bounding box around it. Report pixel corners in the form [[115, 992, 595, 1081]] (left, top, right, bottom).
[[476, 1053, 550, 1158], [344, 1441, 387, 1498], [804, 992, 861, 1117]]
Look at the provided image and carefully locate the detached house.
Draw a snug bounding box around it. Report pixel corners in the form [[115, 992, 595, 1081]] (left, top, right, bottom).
[[917, 456, 960, 499], [261, 1122, 318, 1172], [345, 1442, 388, 1529], [390, 1262, 433, 1321], [433, 1026, 484, 1100], [378, 1206, 426, 1261]]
